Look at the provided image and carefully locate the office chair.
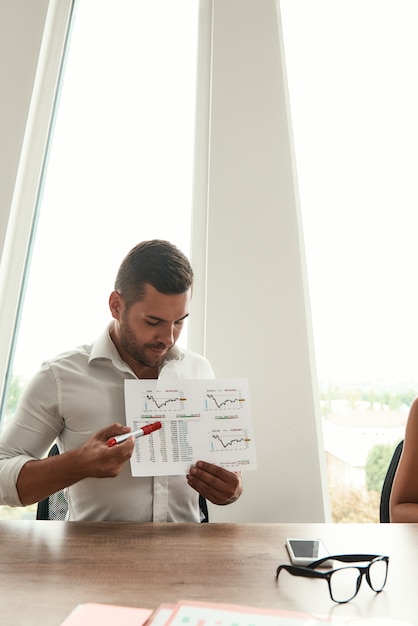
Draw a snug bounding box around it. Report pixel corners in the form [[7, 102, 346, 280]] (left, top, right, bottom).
[[36, 443, 209, 522], [379, 439, 404, 523], [36, 444, 67, 520]]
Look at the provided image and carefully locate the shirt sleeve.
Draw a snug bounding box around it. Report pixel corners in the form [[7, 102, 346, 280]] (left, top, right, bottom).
[[0, 363, 64, 506]]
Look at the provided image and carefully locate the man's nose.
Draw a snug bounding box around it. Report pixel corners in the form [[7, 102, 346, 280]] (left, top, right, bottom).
[[157, 323, 175, 346]]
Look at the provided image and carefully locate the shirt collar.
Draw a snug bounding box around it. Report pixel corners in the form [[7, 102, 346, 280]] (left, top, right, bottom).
[[89, 323, 185, 372]]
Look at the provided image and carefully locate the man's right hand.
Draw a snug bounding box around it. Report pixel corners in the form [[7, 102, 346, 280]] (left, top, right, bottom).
[[16, 422, 135, 506], [76, 422, 135, 478]]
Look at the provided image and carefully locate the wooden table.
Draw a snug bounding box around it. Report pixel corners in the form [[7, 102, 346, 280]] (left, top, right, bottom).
[[0, 521, 416, 625]]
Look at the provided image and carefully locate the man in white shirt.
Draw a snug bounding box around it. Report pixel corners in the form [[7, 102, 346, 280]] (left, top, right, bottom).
[[0, 240, 242, 521]]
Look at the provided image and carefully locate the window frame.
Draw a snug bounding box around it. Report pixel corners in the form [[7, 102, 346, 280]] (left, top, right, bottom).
[[0, 0, 213, 423], [0, 0, 74, 420]]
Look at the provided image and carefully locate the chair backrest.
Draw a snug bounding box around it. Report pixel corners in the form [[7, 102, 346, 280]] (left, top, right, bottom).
[[36, 444, 68, 520], [379, 439, 404, 523], [36, 443, 209, 522]]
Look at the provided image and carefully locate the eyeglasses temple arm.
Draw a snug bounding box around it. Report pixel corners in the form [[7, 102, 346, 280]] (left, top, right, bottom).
[[307, 554, 388, 569], [276, 564, 328, 580]]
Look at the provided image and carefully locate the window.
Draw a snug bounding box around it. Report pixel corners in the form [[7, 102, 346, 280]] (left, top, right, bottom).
[[1, 0, 201, 518], [280, 0, 418, 521]]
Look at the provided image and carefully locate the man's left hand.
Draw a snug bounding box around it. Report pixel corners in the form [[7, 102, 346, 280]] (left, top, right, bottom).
[[186, 460, 242, 505]]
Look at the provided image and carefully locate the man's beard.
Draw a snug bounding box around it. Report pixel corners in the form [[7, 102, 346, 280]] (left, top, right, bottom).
[[119, 318, 169, 368]]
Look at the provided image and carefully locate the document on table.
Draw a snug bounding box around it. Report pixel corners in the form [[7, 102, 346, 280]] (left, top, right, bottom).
[[154, 600, 413, 626], [124, 378, 257, 476], [162, 601, 328, 626]]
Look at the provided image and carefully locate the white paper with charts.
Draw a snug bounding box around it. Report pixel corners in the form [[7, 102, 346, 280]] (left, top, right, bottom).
[[124, 378, 257, 476]]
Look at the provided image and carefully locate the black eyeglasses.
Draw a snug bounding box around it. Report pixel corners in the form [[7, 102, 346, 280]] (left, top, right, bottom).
[[276, 554, 389, 604]]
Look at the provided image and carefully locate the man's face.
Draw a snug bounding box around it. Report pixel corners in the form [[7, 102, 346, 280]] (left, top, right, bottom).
[[110, 283, 191, 369]]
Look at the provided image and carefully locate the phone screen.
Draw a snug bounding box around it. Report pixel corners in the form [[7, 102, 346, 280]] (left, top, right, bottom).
[[289, 539, 325, 559]]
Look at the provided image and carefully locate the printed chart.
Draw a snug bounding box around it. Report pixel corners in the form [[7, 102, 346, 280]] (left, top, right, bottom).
[[124, 378, 256, 476]]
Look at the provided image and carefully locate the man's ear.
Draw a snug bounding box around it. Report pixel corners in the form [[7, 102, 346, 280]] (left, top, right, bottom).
[[109, 291, 123, 320]]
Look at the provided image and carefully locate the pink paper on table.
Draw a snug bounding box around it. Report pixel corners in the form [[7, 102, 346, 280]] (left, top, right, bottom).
[[60, 602, 153, 625]]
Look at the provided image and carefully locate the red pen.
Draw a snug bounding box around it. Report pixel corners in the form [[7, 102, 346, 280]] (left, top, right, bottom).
[[107, 421, 162, 447]]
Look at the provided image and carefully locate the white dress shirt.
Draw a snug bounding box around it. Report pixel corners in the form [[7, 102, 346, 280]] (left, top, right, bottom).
[[0, 325, 215, 521]]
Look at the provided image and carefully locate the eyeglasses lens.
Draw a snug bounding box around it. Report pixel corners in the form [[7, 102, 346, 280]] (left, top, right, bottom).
[[329, 567, 361, 603], [368, 558, 388, 591]]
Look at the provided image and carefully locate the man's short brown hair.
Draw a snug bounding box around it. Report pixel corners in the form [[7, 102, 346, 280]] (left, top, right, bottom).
[[114, 240, 193, 308]]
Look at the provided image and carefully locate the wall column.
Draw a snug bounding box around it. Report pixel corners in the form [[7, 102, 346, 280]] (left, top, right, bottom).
[[202, 0, 329, 521]]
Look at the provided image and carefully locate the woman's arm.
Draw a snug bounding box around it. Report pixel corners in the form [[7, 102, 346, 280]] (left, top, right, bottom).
[[390, 397, 418, 522]]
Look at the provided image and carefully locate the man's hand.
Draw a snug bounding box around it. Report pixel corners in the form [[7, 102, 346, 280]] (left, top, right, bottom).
[[75, 422, 135, 478], [17, 423, 135, 506], [186, 460, 242, 505]]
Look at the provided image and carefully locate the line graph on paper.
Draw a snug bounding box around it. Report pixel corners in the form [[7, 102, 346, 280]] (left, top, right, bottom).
[[209, 429, 252, 453], [143, 389, 186, 413], [204, 386, 247, 411]]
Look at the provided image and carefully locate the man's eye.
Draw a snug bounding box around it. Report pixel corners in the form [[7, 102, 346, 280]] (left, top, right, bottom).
[[146, 320, 159, 326]]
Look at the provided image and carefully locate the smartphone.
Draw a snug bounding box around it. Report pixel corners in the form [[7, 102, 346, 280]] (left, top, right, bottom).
[[285, 538, 331, 567]]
